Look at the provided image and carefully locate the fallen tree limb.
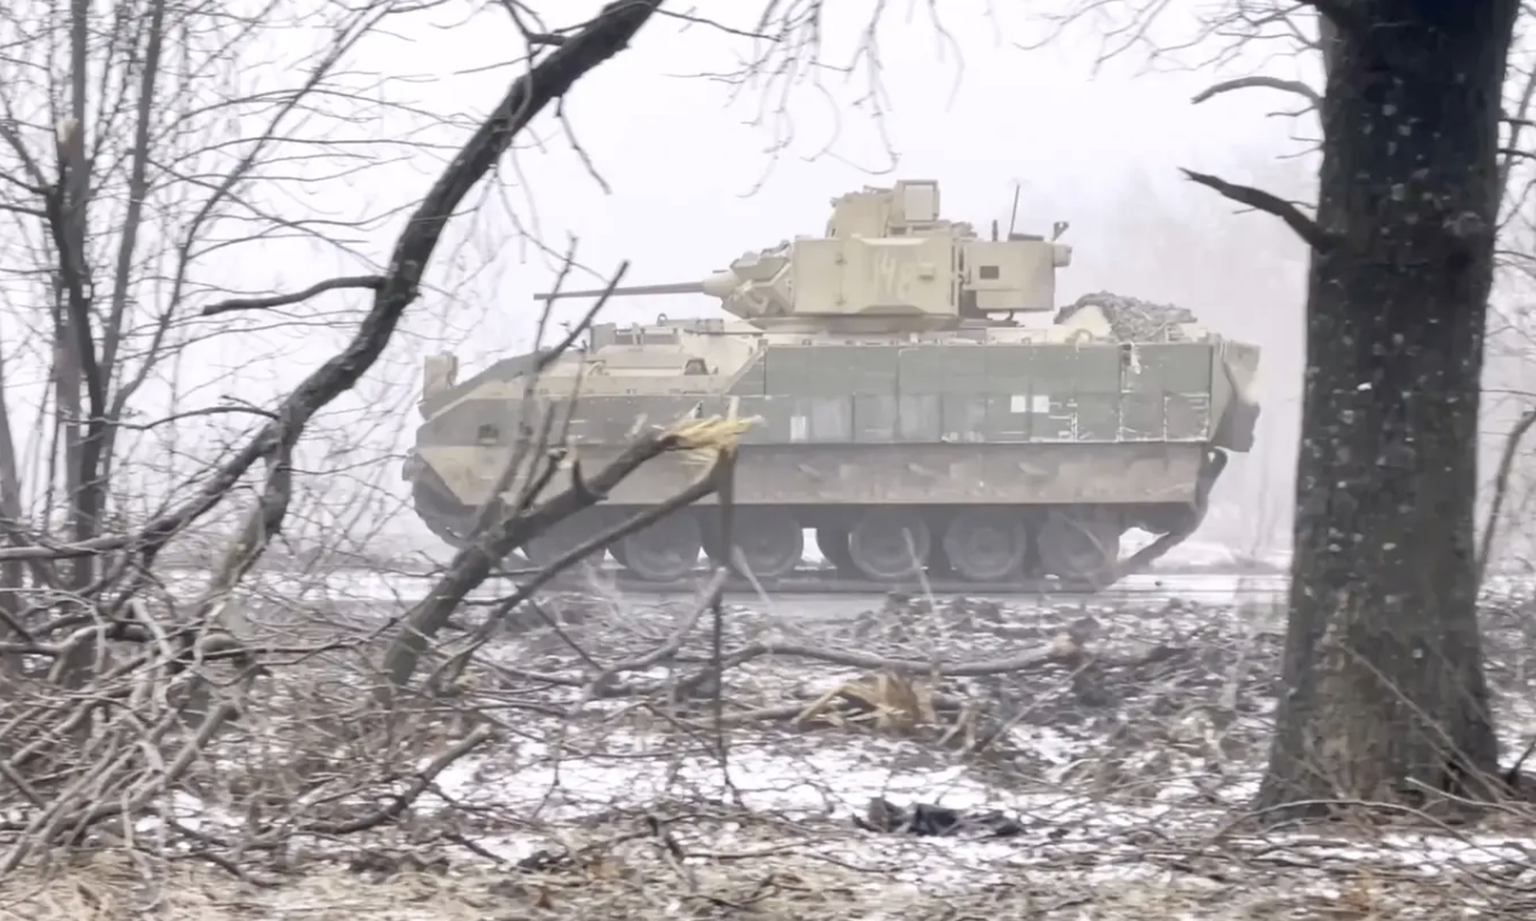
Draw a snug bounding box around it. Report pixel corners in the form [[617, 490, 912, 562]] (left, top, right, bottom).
[[674, 634, 1092, 680], [474, 612, 1174, 707]]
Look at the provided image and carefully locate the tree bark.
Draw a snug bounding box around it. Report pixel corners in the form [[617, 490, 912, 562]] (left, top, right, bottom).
[[1257, 1, 1520, 815]]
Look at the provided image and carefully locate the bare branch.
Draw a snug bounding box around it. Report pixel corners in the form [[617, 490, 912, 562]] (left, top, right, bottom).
[[305, 725, 497, 836], [1478, 406, 1536, 581], [1192, 75, 1321, 107], [199, 275, 385, 317], [1500, 63, 1536, 220], [1181, 168, 1337, 251], [0, 0, 664, 566]]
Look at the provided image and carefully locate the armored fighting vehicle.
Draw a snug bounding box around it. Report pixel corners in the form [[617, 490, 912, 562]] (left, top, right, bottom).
[[404, 180, 1261, 586]]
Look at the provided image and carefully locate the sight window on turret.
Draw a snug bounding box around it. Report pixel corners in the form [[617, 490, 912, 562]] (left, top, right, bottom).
[[978, 265, 1000, 280], [476, 424, 499, 443], [684, 358, 708, 375]]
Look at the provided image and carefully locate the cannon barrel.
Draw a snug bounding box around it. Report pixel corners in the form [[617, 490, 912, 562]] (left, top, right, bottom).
[[533, 281, 709, 302]]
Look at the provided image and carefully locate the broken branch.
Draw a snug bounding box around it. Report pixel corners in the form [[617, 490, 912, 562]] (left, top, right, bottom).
[[377, 416, 739, 697], [434, 460, 729, 682], [1181, 168, 1337, 252], [200, 275, 385, 317]]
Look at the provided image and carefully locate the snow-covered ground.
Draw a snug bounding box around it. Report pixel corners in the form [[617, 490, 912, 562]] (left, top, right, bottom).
[[9, 585, 1533, 921], [161, 561, 1536, 618], [220, 568, 1292, 607]]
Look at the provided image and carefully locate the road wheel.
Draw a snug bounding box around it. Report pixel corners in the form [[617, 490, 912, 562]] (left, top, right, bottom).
[[815, 527, 856, 576], [725, 509, 804, 579], [943, 510, 1028, 582], [1036, 509, 1122, 586], [617, 511, 703, 582], [847, 510, 931, 582]]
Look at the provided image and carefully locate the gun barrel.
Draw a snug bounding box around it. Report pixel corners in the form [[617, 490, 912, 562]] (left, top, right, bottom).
[[533, 281, 708, 302]]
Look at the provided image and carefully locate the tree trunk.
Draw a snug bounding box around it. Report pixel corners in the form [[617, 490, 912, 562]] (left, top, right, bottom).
[[1257, 2, 1519, 815]]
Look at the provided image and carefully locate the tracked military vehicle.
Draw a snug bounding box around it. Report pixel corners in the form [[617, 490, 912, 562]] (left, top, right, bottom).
[[404, 180, 1261, 587]]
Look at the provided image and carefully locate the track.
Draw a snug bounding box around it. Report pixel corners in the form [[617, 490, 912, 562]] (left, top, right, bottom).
[[462, 455, 1248, 597], [514, 562, 1287, 597]]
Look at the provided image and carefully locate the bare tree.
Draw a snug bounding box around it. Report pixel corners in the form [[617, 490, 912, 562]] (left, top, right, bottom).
[[1053, 0, 1536, 566], [1248, 0, 1520, 812], [0, 0, 442, 674], [1039, 0, 1525, 811], [0, 0, 729, 864]]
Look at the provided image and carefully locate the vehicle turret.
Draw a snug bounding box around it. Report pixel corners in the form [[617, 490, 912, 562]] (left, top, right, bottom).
[[534, 180, 1074, 333]]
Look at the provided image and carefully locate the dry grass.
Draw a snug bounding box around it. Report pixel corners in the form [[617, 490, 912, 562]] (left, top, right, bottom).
[[0, 827, 1521, 921]]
